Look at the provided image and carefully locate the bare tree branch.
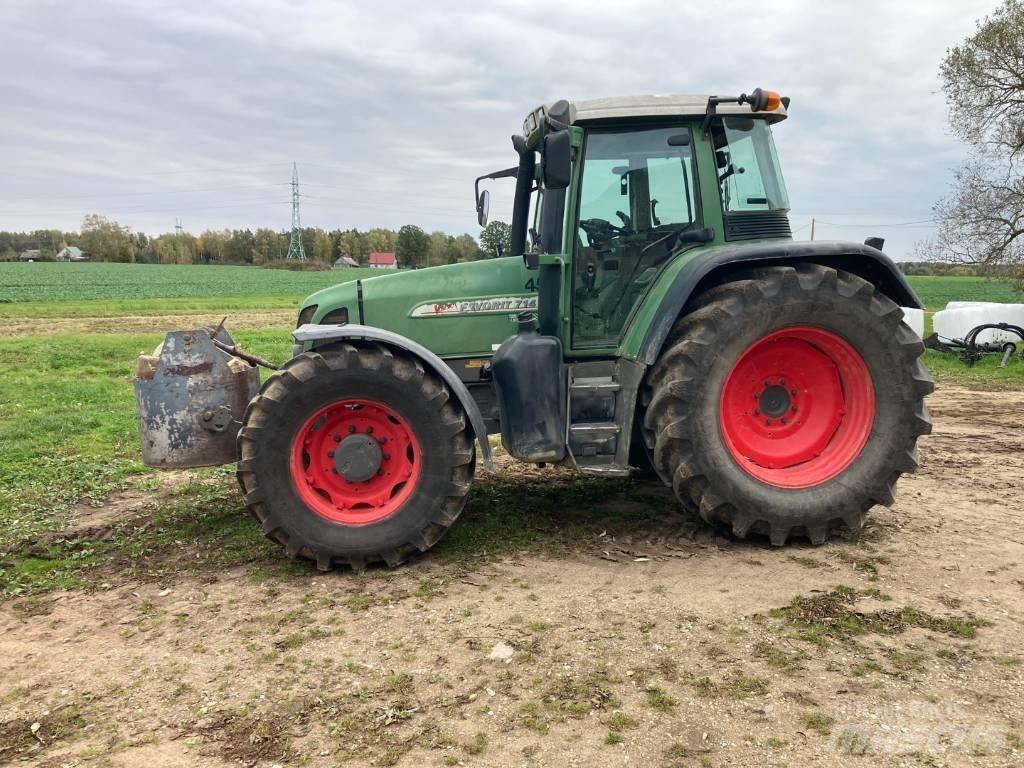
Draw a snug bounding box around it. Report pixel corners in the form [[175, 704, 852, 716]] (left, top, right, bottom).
[[928, 1, 1024, 271]]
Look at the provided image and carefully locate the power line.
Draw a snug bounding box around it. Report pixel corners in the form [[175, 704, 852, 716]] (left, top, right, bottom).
[[813, 218, 937, 227]]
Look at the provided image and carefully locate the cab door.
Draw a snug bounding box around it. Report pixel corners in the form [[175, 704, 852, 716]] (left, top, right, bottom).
[[568, 124, 701, 354]]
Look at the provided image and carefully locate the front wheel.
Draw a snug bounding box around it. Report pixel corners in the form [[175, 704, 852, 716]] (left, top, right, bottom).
[[237, 342, 475, 570], [641, 265, 933, 545]]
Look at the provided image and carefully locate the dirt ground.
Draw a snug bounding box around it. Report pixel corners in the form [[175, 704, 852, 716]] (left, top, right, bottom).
[[1, 385, 1022, 768], [4, 310, 296, 337]]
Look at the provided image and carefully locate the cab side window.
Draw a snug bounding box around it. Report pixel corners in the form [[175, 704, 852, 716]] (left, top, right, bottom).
[[572, 126, 699, 348]]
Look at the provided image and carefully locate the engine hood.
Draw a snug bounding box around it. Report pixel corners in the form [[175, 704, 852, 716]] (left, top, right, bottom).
[[300, 257, 536, 358]]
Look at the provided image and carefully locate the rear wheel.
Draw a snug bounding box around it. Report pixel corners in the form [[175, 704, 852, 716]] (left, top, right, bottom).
[[237, 342, 474, 569], [641, 264, 933, 545]]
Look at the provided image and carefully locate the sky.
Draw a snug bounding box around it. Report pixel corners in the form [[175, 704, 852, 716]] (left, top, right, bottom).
[[0, 0, 999, 260]]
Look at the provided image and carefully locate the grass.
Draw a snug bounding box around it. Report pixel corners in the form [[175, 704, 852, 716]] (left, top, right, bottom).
[[905, 275, 1022, 311], [769, 586, 991, 645], [0, 262, 376, 304], [0, 328, 294, 596], [801, 712, 835, 736], [645, 687, 677, 711], [922, 348, 1024, 388]]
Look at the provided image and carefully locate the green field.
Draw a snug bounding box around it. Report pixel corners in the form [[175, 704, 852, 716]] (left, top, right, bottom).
[[906, 275, 1022, 310], [0, 261, 378, 305], [1, 262, 1018, 310]]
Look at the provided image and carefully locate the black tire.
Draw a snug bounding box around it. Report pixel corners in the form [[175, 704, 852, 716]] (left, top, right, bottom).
[[640, 264, 933, 545], [236, 341, 475, 570]]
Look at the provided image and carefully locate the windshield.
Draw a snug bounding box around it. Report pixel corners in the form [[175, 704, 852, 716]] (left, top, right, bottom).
[[572, 125, 699, 348], [716, 118, 789, 213]]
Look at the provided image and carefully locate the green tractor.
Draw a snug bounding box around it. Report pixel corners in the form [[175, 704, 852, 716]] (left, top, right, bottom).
[[138, 89, 933, 569]]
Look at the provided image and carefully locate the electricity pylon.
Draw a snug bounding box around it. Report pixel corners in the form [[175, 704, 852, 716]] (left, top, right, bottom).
[[286, 162, 306, 261]]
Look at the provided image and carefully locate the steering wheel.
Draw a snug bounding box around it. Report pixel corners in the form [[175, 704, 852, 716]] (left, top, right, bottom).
[[580, 217, 625, 244]]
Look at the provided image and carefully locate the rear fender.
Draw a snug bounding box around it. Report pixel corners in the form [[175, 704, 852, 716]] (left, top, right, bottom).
[[293, 324, 493, 470], [638, 240, 922, 365]]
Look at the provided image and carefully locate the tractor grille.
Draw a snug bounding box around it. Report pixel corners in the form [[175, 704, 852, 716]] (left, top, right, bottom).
[[725, 211, 792, 241]]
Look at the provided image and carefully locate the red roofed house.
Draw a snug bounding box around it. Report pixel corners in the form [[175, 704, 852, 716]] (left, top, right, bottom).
[[368, 252, 397, 269]]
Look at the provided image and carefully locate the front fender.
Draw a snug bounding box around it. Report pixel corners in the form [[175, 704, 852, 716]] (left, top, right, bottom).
[[293, 323, 493, 470], [637, 240, 922, 366]]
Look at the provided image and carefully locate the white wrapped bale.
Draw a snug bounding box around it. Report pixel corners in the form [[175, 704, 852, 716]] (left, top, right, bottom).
[[900, 307, 925, 339], [932, 302, 1024, 344]]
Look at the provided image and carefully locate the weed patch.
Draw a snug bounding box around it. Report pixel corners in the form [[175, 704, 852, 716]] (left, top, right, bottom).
[[770, 587, 990, 644], [801, 712, 834, 736]]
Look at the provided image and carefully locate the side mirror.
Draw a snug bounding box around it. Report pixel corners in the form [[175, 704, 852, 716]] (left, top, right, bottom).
[[476, 189, 490, 227], [542, 130, 571, 190]]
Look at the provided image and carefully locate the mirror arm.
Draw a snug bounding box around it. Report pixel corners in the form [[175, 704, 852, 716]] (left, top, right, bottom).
[[474, 166, 518, 211]]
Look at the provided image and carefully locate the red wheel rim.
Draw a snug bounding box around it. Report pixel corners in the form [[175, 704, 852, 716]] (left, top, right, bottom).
[[290, 399, 421, 525], [718, 326, 874, 489]]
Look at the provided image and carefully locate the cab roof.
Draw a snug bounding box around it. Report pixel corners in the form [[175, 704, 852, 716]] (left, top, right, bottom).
[[554, 94, 788, 125]]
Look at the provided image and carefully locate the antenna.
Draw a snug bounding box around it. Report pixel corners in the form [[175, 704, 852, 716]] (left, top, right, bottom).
[[286, 162, 306, 261]]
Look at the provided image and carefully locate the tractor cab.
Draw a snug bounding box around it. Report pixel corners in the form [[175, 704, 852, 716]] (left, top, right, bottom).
[[488, 90, 792, 354], [486, 90, 798, 468]]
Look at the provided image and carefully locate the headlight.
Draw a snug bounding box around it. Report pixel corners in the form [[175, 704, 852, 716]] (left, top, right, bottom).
[[297, 304, 317, 327], [321, 307, 349, 325]]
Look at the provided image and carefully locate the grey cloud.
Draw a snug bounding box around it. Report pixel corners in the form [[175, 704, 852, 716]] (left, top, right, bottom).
[[0, 0, 997, 258]]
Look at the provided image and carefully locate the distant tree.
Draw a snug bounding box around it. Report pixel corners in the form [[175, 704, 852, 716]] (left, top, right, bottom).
[[223, 229, 255, 264], [366, 227, 395, 254], [338, 230, 363, 264], [426, 230, 453, 267], [151, 233, 186, 264], [444, 238, 461, 264], [307, 228, 333, 263], [78, 214, 136, 262], [479, 220, 512, 258], [199, 229, 229, 263], [452, 233, 483, 262], [253, 228, 285, 265], [396, 224, 429, 268], [923, 0, 1024, 273]]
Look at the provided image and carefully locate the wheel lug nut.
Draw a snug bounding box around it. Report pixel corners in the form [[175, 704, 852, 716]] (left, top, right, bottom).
[[347, 425, 356, 434], [790, 388, 798, 396], [333, 434, 342, 443], [765, 418, 773, 426], [383, 453, 391, 461], [781, 418, 788, 425], [366, 426, 374, 434], [791, 405, 798, 413], [327, 451, 335, 458], [753, 409, 760, 416]]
